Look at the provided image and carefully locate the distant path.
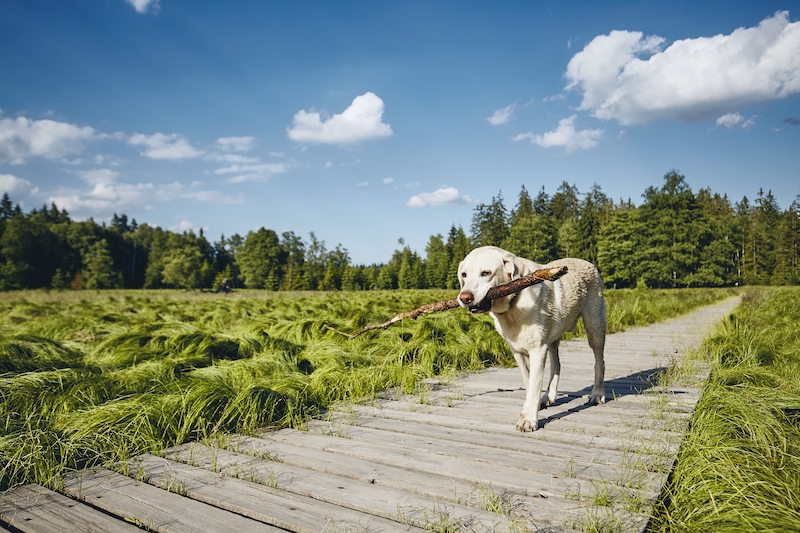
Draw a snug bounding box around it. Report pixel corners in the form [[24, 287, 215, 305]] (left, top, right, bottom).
[[0, 297, 741, 533]]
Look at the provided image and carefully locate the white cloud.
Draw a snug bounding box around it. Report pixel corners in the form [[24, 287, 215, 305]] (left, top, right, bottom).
[[212, 162, 289, 183], [487, 103, 516, 125], [324, 161, 333, 168], [215, 136, 256, 152], [565, 11, 800, 124], [127, 132, 204, 160], [287, 92, 393, 144], [0, 174, 38, 196], [542, 94, 566, 103], [716, 112, 755, 129], [407, 187, 471, 208], [205, 153, 260, 164], [126, 0, 160, 14], [356, 181, 369, 187], [514, 115, 603, 152], [382, 177, 394, 185], [170, 220, 196, 232], [0, 115, 97, 164], [214, 163, 288, 175], [49, 169, 243, 217]]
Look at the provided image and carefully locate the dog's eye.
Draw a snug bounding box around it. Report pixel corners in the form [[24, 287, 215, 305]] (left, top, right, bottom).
[[480, 270, 491, 277], [461, 272, 466, 278]]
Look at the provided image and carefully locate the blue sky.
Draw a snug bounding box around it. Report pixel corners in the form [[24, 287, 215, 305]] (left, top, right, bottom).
[[1, 1, 799, 264]]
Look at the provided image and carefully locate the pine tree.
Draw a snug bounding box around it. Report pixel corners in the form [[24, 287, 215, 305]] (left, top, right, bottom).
[[509, 185, 534, 227], [446, 226, 472, 289], [501, 215, 558, 262], [551, 181, 580, 223], [83, 239, 123, 289], [424, 234, 450, 289], [470, 191, 509, 247]]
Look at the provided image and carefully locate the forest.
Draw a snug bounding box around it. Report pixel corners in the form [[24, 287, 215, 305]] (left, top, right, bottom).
[[0, 170, 798, 292]]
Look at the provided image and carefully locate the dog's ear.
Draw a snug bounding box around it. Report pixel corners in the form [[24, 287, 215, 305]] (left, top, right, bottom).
[[501, 252, 519, 281]]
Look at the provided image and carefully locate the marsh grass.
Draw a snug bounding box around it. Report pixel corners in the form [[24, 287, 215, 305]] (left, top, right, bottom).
[[0, 287, 734, 491], [648, 287, 800, 533]]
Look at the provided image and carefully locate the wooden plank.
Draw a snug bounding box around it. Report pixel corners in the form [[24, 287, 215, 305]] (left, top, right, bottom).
[[306, 418, 661, 487], [63, 468, 283, 533], [157, 447, 530, 532], [127, 454, 428, 533], [259, 428, 662, 499], [348, 403, 679, 455], [0, 484, 141, 533], [360, 399, 679, 442], [176, 436, 592, 526], [316, 409, 645, 466]]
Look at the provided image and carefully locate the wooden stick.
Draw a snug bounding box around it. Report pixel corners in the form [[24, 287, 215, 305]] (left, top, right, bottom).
[[325, 265, 568, 339]]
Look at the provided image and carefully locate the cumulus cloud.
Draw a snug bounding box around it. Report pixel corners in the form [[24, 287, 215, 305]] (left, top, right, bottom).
[[356, 181, 369, 186], [50, 169, 153, 215], [487, 103, 516, 125], [324, 161, 333, 168], [127, 132, 204, 160], [514, 115, 603, 152], [0, 115, 97, 164], [407, 187, 471, 208], [382, 177, 394, 185], [716, 112, 755, 129], [565, 11, 800, 124], [287, 92, 393, 144], [215, 136, 256, 152], [126, 0, 160, 14], [0, 174, 38, 196]]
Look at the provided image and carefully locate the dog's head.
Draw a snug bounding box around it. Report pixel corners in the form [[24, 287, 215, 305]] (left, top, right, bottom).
[[457, 246, 521, 314]]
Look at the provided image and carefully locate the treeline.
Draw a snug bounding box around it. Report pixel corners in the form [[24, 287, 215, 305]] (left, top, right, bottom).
[[0, 170, 798, 291]]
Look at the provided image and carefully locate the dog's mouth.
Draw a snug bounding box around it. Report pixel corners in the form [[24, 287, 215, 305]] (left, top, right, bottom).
[[468, 298, 492, 314]]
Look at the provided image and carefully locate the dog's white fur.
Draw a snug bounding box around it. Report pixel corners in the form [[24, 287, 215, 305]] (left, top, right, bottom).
[[457, 246, 607, 431]]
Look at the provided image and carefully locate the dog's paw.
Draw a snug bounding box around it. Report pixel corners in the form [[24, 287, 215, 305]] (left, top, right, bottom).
[[516, 417, 538, 432], [539, 395, 554, 410], [587, 392, 606, 405]]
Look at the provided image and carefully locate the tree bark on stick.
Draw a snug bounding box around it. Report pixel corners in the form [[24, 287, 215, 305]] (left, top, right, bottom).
[[325, 265, 568, 339]]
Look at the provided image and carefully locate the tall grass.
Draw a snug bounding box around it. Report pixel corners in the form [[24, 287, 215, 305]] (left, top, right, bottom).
[[649, 287, 800, 533], [0, 287, 735, 491]]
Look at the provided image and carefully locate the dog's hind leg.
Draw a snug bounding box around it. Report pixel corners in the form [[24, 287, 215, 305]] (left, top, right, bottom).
[[540, 340, 561, 409], [584, 312, 606, 405], [517, 343, 547, 432]]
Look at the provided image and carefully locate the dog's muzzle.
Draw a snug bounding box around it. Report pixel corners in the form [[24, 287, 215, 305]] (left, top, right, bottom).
[[459, 290, 492, 314]]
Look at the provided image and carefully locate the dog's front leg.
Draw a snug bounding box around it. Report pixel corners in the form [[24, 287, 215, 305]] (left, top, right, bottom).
[[513, 351, 530, 390], [516, 343, 547, 432]]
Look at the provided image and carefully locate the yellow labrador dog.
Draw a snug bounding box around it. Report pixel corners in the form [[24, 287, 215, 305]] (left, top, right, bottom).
[[457, 246, 606, 431]]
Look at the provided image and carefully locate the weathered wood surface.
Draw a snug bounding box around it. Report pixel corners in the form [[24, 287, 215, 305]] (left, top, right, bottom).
[[0, 296, 740, 533], [0, 483, 142, 533]]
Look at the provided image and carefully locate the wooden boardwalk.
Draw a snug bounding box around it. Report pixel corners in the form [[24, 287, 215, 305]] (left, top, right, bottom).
[[0, 297, 740, 533]]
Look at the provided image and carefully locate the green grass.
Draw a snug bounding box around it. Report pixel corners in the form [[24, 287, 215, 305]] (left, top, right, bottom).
[[0, 286, 735, 491], [649, 287, 800, 533]]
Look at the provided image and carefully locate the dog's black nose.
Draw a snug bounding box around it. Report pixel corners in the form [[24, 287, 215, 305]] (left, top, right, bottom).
[[459, 291, 474, 305]]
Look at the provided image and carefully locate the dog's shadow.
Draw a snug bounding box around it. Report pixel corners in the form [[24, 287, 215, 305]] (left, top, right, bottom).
[[538, 367, 674, 427]]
